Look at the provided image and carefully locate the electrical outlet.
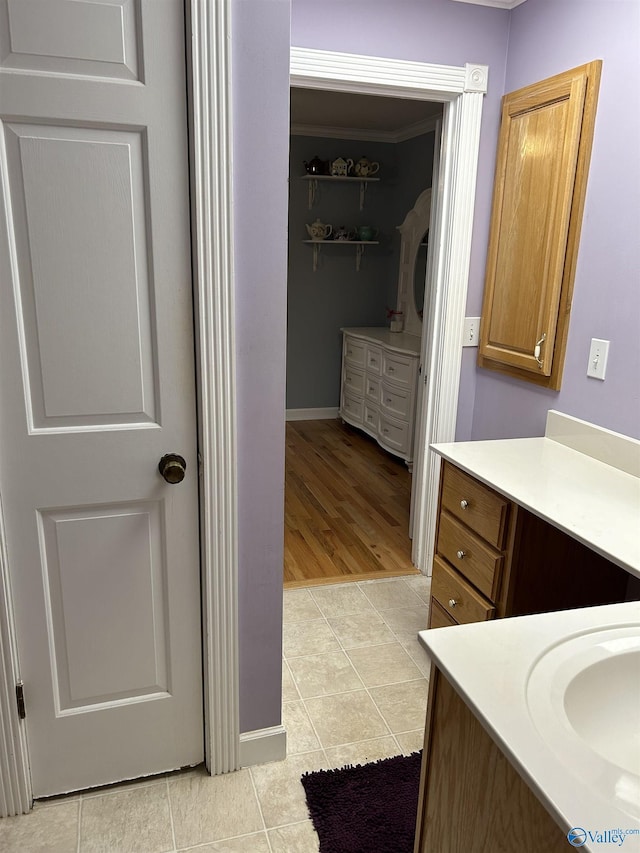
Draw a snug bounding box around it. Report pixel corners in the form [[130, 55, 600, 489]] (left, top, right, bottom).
[[463, 317, 481, 347], [587, 338, 610, 380]]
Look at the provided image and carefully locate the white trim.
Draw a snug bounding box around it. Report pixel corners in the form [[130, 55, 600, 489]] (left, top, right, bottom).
[[188, 0, 239, 775], [239, 725, 287, 768], [290, 116, 440, 144], [291, 48, 487, 577], [450, 0, 526, 8], [286, 407, 339, 421], [0, 492, 31, 816]]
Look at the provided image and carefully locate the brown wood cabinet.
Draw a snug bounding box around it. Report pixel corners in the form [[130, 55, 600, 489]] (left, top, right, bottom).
[[478, 60, 602, 389], [428, 460, 629, 629], [414, 670, 568, 853]]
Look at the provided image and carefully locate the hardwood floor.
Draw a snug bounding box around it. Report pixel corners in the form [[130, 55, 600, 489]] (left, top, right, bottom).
[[284, 418, 418, 587]]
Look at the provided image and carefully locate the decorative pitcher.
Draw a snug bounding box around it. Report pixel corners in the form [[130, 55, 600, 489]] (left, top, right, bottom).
[[306, 219, 332, 241]]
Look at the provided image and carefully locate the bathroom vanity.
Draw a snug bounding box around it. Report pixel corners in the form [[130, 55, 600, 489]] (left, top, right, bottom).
[[414, 413, 640, 852]]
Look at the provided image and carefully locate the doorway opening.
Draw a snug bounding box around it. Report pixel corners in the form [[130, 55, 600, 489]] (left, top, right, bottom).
[[285, 87, 442, 587], [288, 47, 488, 588]]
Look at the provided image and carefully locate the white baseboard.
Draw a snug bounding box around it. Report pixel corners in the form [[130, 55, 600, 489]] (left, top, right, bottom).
[[239, 725, 287, 767], [285, 407, 339, 421]]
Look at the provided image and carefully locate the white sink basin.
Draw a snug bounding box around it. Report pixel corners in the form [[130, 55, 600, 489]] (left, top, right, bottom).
[[526, 624, 640, 818]]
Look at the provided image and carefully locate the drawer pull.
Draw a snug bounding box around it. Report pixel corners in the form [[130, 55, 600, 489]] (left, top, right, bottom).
[[383, 428, 389, 434], [456, 550, 466, 559], [386, 397, 392, 403], [448, 598, 457, 608], [460, 499, 469, 509], [388, 366, 395, 373], [347, 349, 353, 355]]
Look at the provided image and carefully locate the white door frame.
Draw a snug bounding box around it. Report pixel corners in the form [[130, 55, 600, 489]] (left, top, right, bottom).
[[0, 0, 238, 815], [290, 48, 487, 574]]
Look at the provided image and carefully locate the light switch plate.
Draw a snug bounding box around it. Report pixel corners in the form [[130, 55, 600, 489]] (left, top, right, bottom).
[[587, 338, 609, 380], [463, 317, 481, 347]]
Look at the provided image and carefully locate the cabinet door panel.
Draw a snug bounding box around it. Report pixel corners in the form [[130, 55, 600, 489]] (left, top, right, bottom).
[[479, 61, 601, 386]]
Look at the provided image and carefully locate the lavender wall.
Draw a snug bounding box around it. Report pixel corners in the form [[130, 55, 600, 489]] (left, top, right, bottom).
[[471, 0, 640, 440], [232, 0, 290, 733], [291, 0, 512, 441]]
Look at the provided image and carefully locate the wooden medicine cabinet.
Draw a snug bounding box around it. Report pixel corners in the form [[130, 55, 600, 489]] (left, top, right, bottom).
[[478, 60, 602, 389]]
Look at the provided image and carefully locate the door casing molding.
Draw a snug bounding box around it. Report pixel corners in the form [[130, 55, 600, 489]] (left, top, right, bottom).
[[0, 0, 239, 816], [290, 48, 487, 575]]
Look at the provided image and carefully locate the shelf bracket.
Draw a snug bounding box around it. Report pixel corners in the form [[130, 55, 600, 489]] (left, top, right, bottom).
[[308, 178, 318, 210], [356, 243, 364, 272], [312, 241, 320, 272], [359, 181, 367, 211]]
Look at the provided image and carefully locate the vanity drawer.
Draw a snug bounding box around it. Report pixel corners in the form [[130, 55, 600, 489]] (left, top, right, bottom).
[[441, 462, 509, 549], [379, 414, 410, 455], [365, 375, 380, 402], [380, 381, 412, 421], [431, 556, 495, 625], [363, 405, 379, 432], [437, 511, 503, 602], [341, 392, 364, 424], [382, 352, 415, 388], [366, 345, 383, 374], [344, 337, 366, 367], [343, 365, 366, 396], [429, 598, 458, 629]]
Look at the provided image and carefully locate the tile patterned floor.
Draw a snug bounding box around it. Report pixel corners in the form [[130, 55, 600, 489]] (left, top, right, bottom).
[[0, 575, 431, 853]]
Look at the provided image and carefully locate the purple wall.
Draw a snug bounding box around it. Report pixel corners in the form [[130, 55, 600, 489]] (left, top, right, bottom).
[[291, 0, 512, 441], [471, 0, 640, 440], [233, 0, 290, 733]]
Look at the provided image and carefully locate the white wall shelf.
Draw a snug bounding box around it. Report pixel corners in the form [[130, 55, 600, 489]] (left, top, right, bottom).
[[303, 239, 380, 272], [301, 174, 380, 210]]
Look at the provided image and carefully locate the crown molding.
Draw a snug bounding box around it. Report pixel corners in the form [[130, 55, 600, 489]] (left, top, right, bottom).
[[450, 0, 527, 8], [290, 115, 440, 143]]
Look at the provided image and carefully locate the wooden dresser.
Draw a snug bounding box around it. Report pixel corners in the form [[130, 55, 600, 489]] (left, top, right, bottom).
[[339, 327, 420, 466], [429, 459, 630, 629]]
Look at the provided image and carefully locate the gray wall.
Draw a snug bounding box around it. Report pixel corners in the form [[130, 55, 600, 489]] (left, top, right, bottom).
[[286, 132, 435, 410]]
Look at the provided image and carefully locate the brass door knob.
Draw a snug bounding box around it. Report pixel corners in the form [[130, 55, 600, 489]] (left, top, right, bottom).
[[159, 453, 186, 484]]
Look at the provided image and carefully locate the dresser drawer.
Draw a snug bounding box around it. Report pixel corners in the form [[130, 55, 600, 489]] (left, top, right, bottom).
[[382, 352, 415, 388], [380, 381, 412, 421], [363, 405, 379, 432], [431, 556, 495, 625], [343, 365, 365, 396], [441, 462, 509, 549], [365, 375, 380, 403], [437, 511, 503, 601], [344, 337, 366, 367], [366, 345, 383, 374], [429, 597, 458, 629], [341, 392, 364, 424], [379, 414, 410, 455]]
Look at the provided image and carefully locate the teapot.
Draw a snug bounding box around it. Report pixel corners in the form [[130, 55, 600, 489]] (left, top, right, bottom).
[[329, 157, 354, 177], [303, 155, 325, 175], [333, 225, 353, 241], [356, 224, 377, 241], [354, 157, 380, 177], [306, 219, 332, 241]]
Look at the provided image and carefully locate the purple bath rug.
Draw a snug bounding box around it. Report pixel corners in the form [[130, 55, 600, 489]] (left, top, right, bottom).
[[301, 751, 422, 853]]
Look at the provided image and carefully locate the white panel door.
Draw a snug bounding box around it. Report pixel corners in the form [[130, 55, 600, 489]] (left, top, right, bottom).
[[0, 0, 203, 796]]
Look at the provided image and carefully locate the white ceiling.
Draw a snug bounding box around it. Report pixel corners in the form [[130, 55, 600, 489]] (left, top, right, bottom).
[[290, 87, 443, 141]]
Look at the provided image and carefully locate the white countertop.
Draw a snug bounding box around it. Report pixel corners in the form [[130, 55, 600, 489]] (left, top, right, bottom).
[[340, 326, 421, 355], [432, 412, 640, 577], [419, 601, 640, 851]]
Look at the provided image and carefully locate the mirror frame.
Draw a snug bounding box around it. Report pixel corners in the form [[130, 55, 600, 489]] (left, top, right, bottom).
[[395, 188, 432, 337]]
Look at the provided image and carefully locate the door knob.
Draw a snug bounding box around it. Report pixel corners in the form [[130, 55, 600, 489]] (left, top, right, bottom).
[[158, 453, 187, 484]]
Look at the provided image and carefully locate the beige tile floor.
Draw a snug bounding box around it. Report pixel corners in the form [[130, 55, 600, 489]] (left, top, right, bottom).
[[0, 575, 432, 853]]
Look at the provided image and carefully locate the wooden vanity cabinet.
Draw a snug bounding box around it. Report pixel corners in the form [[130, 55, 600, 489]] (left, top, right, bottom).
[[414, 669, 567, 853], [428, 461, 630, 628]]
